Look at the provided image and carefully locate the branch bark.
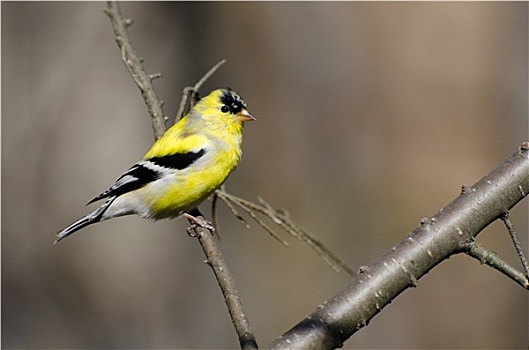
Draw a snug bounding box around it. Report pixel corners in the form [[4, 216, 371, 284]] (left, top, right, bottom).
[[501, 211, 529, 278], [192, 223, 258, 349], [105, 1, 166, 140], [464, 241, 528, 288], [269, 143, 529, 349]]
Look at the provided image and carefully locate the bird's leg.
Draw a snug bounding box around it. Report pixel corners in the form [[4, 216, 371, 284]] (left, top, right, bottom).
[[183, 208, 215, 236]]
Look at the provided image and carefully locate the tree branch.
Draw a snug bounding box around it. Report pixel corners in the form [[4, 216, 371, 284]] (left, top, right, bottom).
[[105, 1, 166, 140], [215, 190, 355, 276], [269, 143, 529, 349], [501, 211, 529, 278], [463, 241, 529, 288], [175, 59, 227, 121], [191, 223, 258, 349]]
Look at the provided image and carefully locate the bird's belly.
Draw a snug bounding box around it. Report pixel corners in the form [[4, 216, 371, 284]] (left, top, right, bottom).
[[143, 167, 231, 219]]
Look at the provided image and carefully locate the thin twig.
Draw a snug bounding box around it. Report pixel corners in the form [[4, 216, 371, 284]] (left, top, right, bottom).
[[175, 86, 194, 121], [105, 1, 167, 139], [501, 212, 529, 278], [216, 191, 289, 246], [175, 59, 227, 120], [213, 186, 251, 231], [216, 189, 356, 276], [464, 241, 529, 289], [194, 59, 227, 91], [211, 193, 223, 239]]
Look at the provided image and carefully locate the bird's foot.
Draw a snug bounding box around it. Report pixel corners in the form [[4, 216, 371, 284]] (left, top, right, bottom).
[[183, 212, 215, 236]]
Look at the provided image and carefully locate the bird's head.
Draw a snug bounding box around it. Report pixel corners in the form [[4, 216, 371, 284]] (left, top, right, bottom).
[[194, 88, 256, 127]]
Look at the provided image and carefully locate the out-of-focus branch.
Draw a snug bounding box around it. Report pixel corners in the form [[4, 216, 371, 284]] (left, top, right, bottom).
[[269, 143, 529, 349], [215, 190, 356, 276], [175, 59, 227, 121], [105, 1, 166, 140]]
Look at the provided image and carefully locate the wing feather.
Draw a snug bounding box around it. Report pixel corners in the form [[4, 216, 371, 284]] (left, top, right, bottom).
[[87, 149, 206, 204]]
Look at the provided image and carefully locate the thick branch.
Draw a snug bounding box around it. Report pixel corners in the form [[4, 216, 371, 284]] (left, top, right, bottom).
[[269, 143, 529, 349]]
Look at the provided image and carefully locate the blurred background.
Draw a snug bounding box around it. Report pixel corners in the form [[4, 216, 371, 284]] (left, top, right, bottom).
[[2, 2, 528, 349]]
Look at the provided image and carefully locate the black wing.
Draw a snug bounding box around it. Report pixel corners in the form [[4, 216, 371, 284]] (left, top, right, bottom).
[[87, 163, 160, 204], [87, 149, 206, 204], [149, 149, 205, 170]]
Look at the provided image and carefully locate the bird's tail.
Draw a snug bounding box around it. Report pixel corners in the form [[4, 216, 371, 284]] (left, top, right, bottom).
[[54, 198, 115, 244]]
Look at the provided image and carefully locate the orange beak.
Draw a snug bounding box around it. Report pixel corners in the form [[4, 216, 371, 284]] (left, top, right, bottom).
[[237, 109, 256, 123]]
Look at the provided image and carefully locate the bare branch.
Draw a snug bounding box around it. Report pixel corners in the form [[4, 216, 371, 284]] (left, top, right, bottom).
[[194, 59, 227, 91], [501, 212, 529, 277], [105, 1, 166, 139], [211, 192, 223, 240], [269, 143, 529, 349], [189, 219, 258, 349], [215, 190, 355, 276], [175, 59, 227, 121], [463, 241, 529, 289]]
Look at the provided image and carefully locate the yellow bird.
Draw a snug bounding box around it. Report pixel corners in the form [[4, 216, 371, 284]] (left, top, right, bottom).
[[56, 88, 254, 243]]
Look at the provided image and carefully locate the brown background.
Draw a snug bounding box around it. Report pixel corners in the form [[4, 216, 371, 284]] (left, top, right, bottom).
[[3, 2, 528, 349]]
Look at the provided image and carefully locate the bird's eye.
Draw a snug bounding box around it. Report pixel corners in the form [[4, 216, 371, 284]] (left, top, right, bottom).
[[221, 105, 230, 113]]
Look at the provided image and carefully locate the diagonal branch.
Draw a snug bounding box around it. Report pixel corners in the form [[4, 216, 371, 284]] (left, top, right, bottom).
[[215, 190, 355, 276], [464, 241, 529, 288], [269, 143, 529, 349], [501, 212, 529, 278], [105, 1, 166, 139], [190, 223, 258, 349], [175, 59, 227, 121]]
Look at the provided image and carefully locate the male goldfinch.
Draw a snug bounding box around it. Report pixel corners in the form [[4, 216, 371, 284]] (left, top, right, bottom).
[[56, 88, 254, 243]]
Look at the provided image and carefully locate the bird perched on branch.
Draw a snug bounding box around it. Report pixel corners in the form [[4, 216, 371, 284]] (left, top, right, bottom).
[[56, 88, 255, 243]]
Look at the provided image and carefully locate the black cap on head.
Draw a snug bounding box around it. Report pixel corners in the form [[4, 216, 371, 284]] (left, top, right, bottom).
[[220, 88, 247, 114]]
